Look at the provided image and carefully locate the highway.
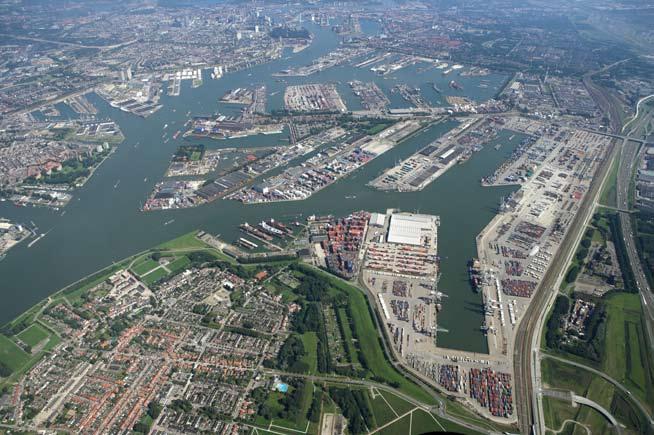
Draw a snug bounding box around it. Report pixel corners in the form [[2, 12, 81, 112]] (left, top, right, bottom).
[[0, 34, 138, 50], [622, 94, 654, 136], [513, 137, 617, 434], [615, 139, 654, 358]]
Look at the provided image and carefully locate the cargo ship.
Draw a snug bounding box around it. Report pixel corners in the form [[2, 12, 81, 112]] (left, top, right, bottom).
[[449, 80, 463, 90], [240, 222, 272, 241], [468, 258, 483, 292]]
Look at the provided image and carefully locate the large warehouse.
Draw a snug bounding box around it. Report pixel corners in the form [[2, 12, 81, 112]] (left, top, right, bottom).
[[387, 213, 439, 246]]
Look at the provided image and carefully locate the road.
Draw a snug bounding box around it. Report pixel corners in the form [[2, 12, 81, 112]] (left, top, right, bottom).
[[615, 139, 654, 358], [622, 94, 654, 136], [513, 137, 617, 434], [541, 353, 653, 426], [261, 368, 494, 433], [0, 34, 138, 50], [540, 388, 619, 429]]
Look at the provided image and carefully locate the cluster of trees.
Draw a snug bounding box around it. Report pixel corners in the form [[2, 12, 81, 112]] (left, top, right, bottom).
[[1, 320, 29, 336], [170, 399, 193, 413], [270, 26, 310, 39], [307, 391, 322, 423], [29, 151, 108, 186], [256, 380, 310, 424], [0, 360, 13, 377], [173, 144, 205, 161], [186, 252, 258, 279], [607, 213, 638, 292], [293, 302, 332, 373], [133, 401, 162, 433], [295, 274, 329, 302], [328, 388, 375, 434], [546, 294, 607, 362], [276, 335, 307, 373], [200, 406, 226, 420], [545, 296, 570, 350], [565, 229, 594, 284]]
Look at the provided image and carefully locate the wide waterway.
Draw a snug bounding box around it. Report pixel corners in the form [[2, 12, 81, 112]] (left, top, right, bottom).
[[0, 21, 517, 352]]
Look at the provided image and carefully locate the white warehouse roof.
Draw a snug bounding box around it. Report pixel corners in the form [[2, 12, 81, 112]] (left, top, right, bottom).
[[387, 213, 436, 246], [369, 212, 386, 227]]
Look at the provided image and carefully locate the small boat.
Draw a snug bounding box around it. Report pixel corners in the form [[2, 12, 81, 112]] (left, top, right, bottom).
[[114, 180, 120, 189]]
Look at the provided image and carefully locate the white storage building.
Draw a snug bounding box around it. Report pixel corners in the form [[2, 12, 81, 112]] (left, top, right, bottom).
[[387, 213, 435, 246]]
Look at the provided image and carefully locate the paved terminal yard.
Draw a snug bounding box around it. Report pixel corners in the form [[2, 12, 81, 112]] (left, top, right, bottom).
[[337, 117, 613, 423], [283, 83, 347, 113], [362, 212, 441, 357], [369, 117, 501, 192], [231, 121, 422, 203], [475, 118, 612, 360], [358, 210, 517, 422]]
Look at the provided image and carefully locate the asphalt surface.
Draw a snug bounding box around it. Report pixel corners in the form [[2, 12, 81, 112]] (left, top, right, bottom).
[[616, 139, 654, 359]]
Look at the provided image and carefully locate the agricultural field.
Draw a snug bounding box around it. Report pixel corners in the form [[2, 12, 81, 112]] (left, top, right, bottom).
[[602, 292, 654, 412]]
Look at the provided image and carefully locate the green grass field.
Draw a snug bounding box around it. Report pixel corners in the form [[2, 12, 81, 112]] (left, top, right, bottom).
[[300, 332, 318, 374], [370, 390, 401, 427], [575, 377, 616, 434], [377, 413, 410, 435], [258, 382, 314, 433], [379, 390, 415, 416], [155, 231, 211, 251], [542, 396, 579, 433], [410, 409, 448, 434], [541, 355, 652, 433], [0, 334, 30, 371], [599, 154, 619, 208], [335, 307, 359, 367], [16, 324, 50, 347], [132, 258, 160, 276], [541, 357, 594, 395], [320, 271, 435, 405], [166, 256, 191, 274], [602, 292, 654, 412], [142, 267, 169, 286]]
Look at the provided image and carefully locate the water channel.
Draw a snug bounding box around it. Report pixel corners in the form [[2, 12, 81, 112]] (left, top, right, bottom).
[[0, 21, 518, 352]]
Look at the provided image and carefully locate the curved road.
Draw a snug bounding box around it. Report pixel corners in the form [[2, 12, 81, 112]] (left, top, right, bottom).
[[541, 353, 653, 426]]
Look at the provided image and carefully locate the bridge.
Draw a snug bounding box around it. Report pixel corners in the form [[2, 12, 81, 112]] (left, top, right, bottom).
[[541, 389, 621, 432]]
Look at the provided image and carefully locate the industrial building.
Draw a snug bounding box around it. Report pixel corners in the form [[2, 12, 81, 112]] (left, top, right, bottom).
[[387, 213, 439, 246]]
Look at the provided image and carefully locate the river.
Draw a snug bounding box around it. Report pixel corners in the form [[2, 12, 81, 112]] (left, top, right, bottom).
[[0, 21, 517, 353]]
